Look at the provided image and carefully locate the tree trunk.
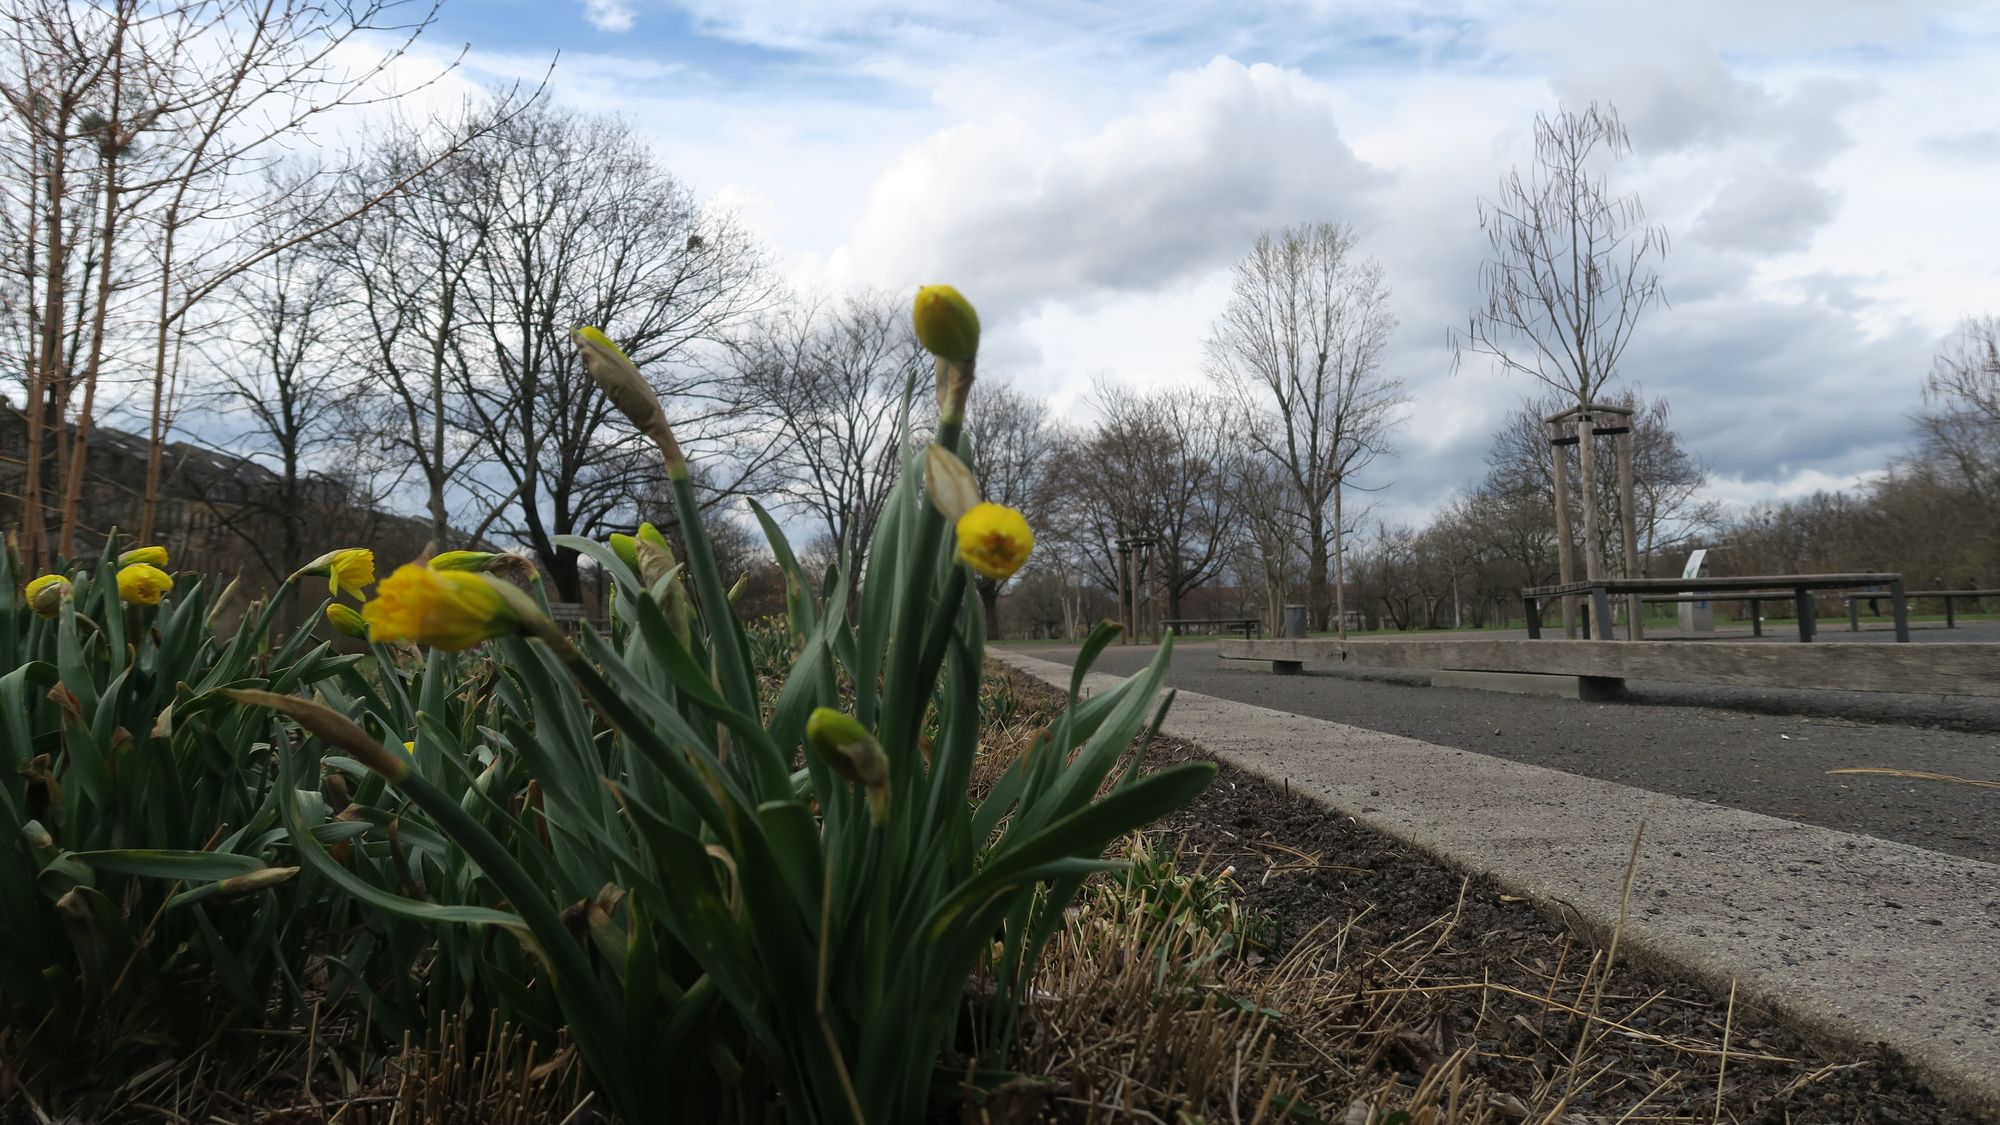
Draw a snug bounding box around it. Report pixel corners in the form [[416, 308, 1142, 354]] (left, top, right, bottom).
[[1333, 483, 1347, 639], [1307, 507, 1329, 632], [978, 580, 1002, 639]]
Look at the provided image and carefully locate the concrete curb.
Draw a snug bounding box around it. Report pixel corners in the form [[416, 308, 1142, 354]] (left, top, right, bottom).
[[994, 650, 2000, 1119]]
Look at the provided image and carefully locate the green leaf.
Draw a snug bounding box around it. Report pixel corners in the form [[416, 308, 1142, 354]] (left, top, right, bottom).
[[71, 849, 267, 882]]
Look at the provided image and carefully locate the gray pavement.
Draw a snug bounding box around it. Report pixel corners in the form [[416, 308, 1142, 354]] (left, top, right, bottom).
[[994, 650, 2000, 1118], [1010, 640, 2000, 865]]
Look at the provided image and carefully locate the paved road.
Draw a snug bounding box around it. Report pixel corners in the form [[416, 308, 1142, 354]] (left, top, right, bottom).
[[1009, 640, 2000, 865]]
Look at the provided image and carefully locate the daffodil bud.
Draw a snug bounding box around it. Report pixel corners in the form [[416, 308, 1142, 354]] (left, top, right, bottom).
[[926, 444, 982, 522], [805, 707, 891, 825], [325, 603, 368, 639], [118, 545, 169, 569], [226, 688, 412, 782], [206, 572, 247, 639], [609, 533, 640, 572], [25, 574, 71, 617], [913, 285, 979, 363], [633, 522, 679, 587], [429, 550, 499, 572], [575, 327, 686, 470], [216, 866, 300, 896]]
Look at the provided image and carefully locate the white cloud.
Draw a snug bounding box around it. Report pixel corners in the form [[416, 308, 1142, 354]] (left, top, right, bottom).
[[583, 0, 637, 32], [832, 58, 1376, 317]]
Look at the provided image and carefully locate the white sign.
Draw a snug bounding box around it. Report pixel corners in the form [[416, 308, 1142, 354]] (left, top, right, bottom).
[[1682, 548, 1709, 580]]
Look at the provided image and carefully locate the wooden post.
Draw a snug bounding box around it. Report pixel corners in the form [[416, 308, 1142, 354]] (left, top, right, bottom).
[[1128, 540, 1144, 644], [1114, 542, 1129, 645], [1548, 421, 1577, 639], [1617, 429, 1642, 640], [1576, 411, 1603, 591]]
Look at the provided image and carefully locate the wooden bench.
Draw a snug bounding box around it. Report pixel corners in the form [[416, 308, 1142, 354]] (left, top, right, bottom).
[[1525, 573, 1908, 643], [1163, 617, 1263, 639], [1216, 636, 2000, 696], [1845, 589, 2000, 631], [1638, 591, 1803, 638]]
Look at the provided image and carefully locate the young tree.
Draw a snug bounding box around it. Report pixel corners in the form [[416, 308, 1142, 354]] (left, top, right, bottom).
[[1207, 222, 1404, 635], [1453, 101, 1668, 602], [1484, 392, 1716, 580]]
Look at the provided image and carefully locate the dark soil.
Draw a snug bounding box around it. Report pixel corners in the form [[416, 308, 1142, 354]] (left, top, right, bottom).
[[1149, 740, 1972, 1124]]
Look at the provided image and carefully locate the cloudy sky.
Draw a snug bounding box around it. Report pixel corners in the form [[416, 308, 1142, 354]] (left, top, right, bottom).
[[405, 0, 2000, 526]]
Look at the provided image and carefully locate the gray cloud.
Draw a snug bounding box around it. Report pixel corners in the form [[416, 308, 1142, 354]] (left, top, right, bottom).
[[1922, 128, 2000, 161], [1691, 173, 1838, 254]]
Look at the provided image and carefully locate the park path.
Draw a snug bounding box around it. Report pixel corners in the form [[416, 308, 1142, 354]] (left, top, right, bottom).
[[994, 648, 2000, 1119], [1007, 640, 2000, 865]]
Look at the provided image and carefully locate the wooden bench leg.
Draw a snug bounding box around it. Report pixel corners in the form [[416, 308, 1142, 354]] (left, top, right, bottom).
[[1890, 580, 1910, 643], [1751, 599, 1763, 637], [1849, 598, 1861, 632], [1946, 598, 1955, 629], [1794, 588, 1815, 642], [1524, 595, 1541, 639], [1591, 586, 1614, 640]]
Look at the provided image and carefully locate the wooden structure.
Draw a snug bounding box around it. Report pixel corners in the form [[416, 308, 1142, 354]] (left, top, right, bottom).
[[1216, 635, 2000, 696], [1525, 573, 1910, 642], [1113, 535, 1158, 645], [1847, 589, 2000, 631], [1639, 591, 1798, 638], [1544, 403, 1641, 640], [1163, 617, 1263, 639]]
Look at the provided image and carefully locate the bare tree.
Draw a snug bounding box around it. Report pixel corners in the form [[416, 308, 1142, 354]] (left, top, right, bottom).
[[203, 237, 358, 576], [447, 103, 776, 600], [1208, 222, 1404, 635], [1062, 382, 1236, 624], [1453, 101, 1668, 597], [740, 290, 930, 564], [0, 0, 503, 567], [320, 107, 509, 549]]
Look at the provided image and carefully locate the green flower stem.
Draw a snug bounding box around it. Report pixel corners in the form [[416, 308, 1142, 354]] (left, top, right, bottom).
[[375, 764, 641, 1117]]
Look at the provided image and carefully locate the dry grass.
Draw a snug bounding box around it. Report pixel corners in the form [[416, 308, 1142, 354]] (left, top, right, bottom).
[[1002, 844, 1812, 1125], [0, 1010, 593, 1124]]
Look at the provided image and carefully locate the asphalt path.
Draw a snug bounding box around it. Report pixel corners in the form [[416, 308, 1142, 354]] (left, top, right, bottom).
[[1009, 639, 2000, 865]]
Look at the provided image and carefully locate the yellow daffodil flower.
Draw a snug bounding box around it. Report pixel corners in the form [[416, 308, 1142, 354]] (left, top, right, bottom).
[[363, 563, 520, 651], [293, 548, 375, 600], [325, 603, 369, 638], [118, 545, 169, 568], [116, 563, 174, 606], [327, 548, 375, 599], [25, 574, 71, 617], [955, 503, 1034, 581], [912, 285, 980, 363], [402, 740, 416, 755]]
